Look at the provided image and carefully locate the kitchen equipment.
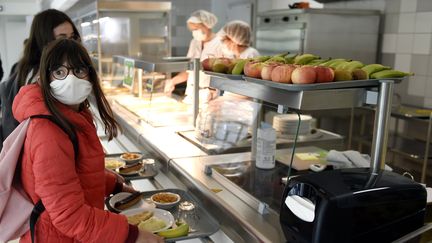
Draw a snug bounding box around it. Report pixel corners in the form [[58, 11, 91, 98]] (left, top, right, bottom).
[[255, 9, 380, 64], [280, 168, 427, 243]]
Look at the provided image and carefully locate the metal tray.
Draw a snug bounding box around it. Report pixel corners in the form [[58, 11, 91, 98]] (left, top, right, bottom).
[[204, 71, 244, 80], [106, 189, 220, 242], [105, 153, 158, 181], [244, 76, 404, 91]]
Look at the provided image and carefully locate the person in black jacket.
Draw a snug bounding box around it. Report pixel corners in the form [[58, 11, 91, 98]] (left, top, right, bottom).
[[0, 9, 81, 149]]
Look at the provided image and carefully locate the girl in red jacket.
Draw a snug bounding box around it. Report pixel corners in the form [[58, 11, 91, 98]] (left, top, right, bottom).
[[13, 38, 163, 243]]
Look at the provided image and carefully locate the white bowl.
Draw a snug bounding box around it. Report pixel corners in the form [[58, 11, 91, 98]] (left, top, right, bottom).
[[120, 152, 144, 164], [150, 192, 181, 210]]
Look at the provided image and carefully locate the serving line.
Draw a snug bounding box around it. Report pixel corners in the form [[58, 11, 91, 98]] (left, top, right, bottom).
[[92, 100, 288, 242]]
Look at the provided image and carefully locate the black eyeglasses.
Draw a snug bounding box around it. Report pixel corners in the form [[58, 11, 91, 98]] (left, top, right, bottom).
[[51, 65, 90, 80]]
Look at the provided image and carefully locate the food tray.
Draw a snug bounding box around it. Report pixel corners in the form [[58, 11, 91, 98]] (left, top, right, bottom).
[[105, 153, 158, 181], [243, 76, 404, 91], [204, 71, 244, 80], [106, 189, 220, 242]]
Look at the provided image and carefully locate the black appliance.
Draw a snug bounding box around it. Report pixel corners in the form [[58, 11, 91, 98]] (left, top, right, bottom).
[[280, 168, 427, 243]]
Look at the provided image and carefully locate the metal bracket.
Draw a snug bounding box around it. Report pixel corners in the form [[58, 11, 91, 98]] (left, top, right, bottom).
[[277, 105, 289, 114], [365, 90, 378, 105]]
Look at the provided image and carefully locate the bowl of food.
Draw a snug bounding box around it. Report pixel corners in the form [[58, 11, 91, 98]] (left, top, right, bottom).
[[120, 152, 143, 164], [150, 192, 181, 209]]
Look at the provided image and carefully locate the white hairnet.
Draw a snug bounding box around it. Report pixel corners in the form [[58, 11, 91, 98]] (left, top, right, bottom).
[[222, 20, 251, 46], [187, 10, 218, 29]]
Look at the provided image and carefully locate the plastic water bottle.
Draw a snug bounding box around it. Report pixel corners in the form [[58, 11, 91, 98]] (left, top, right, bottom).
[[256, 122, 276, 169]]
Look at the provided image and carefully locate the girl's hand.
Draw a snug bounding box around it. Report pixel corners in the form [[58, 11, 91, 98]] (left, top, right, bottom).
[[136, 229, 164, 243], [122, 184, 136, 193]]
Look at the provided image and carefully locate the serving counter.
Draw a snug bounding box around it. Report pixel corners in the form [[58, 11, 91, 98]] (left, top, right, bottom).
[[96, 54, 415, 242]]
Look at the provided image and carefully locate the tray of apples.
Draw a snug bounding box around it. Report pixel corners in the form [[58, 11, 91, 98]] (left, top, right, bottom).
[[241, 53, 411, 91]]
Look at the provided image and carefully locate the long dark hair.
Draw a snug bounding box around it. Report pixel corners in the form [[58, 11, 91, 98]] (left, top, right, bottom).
[[39, 39, 120, 140], [16, 9, 80, 87]]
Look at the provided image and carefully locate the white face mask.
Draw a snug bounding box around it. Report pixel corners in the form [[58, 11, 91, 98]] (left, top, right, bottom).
[[192, 30, 206, 41], [222, 44, 234, 57], [50, 75, 93, 105]]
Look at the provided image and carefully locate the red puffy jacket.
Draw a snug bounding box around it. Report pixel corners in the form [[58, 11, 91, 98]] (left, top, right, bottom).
[[13, 84, 130, 243]]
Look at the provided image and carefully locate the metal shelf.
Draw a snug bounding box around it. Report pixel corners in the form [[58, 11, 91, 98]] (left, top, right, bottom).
[[112, 55, 190, 73], [210, 76, 375, 110], [353, 134, 432, 161]]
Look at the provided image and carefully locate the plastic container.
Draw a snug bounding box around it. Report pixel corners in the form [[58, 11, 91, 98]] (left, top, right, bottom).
[[256, 122, 276, 169]]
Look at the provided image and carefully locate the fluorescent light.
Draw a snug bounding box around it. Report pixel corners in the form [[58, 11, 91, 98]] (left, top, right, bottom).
[[50, 0, 79, 11], [81, 22, 91, 27], [98, 17, 110, 23]]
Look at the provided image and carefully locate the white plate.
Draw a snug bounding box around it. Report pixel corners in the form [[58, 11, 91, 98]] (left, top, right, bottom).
[[121, 208, 175, 233], [109, 192, 156, 211], [118, 163, 143, 176]]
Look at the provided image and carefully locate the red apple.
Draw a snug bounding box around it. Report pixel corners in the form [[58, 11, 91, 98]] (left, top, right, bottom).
[[244, 61, 265, 78], [202, 58, 216, 71], [261, 63, 280, 80], [212, 58, 232, 73], [271, 64, 296, 83], [314, 66, 335, 83], [291, 66, 316, 84]]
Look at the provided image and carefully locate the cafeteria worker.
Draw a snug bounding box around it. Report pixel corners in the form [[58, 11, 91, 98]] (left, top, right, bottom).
[[164, 10, 223, 103]]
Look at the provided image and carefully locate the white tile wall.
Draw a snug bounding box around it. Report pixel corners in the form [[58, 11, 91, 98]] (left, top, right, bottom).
[[415, 12, 432, 33], [396, 34, 414, 53], [413, 34, 431, 54], [385, 14, 399, 33], [398, 13, 416, 33], [407, 75, 427, 96], [395, 53, 412, 71], [411, 54, 429, 75], [400, 0, 417, 12], [371, 0, 386, 11], [385, 0, 401, 13], [382, 34, 398, 53]]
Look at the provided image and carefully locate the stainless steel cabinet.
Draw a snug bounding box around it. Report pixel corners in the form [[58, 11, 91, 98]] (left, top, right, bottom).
[[255, 9, 380, 64]]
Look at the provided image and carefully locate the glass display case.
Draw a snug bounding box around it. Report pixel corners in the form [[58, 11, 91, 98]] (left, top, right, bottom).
[[72, 1, 171, 82]]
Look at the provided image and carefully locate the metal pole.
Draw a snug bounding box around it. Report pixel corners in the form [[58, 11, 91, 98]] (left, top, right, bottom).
[[370, 80, 394, 175], [348, 107, 354, 150], [138, 69, 143, 98], [421, 113, 432, 182], [193, 58, 200, 127]]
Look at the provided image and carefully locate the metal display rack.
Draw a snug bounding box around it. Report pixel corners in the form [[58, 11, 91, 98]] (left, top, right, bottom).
[[208, 75, 403, 174]]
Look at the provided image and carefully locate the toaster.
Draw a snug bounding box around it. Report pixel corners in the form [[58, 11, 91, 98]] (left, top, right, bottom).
[[280, 168, 427, 243]]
